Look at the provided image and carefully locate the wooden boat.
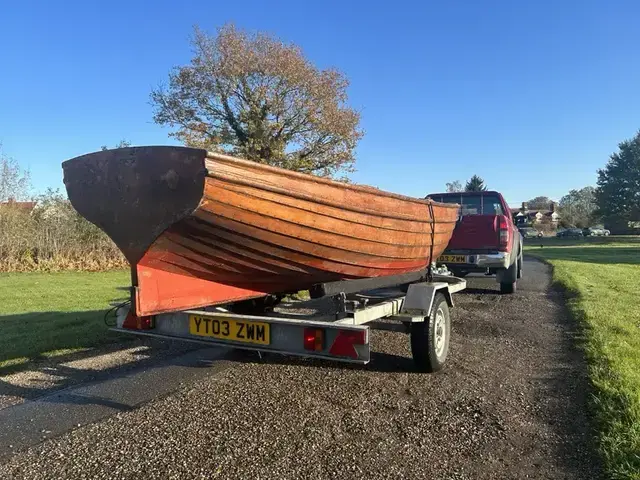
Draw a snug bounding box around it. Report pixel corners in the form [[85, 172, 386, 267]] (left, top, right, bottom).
[[62, 146, 459, 316]]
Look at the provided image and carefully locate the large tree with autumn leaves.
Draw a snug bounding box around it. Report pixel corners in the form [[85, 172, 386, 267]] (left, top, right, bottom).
[[151, 24, 363, 179]]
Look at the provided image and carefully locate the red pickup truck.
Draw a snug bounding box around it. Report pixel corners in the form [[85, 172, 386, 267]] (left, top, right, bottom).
[[427, 190, 523, 293]]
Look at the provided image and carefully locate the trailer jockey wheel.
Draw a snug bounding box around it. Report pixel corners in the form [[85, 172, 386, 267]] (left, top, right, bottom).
[[410, 292, 450, 373]]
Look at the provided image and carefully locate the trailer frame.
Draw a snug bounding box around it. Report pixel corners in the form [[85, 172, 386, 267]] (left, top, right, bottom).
[[112, 272, 466, 373]]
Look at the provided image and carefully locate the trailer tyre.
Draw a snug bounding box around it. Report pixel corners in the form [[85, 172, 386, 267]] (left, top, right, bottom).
[[410, 292, 450, 373]]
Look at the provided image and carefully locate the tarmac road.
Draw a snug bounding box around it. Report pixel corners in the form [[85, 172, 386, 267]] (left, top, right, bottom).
[[0, 259, 603, 479]]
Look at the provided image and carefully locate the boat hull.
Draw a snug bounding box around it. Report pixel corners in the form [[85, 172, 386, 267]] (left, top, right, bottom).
[[63, 147, 459, 316]]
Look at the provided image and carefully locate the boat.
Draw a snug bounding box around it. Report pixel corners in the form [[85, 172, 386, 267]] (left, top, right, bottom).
[[62, 146, 459, 316]]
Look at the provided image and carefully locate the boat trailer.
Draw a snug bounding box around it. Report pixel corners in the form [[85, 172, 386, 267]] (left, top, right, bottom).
[[112, 268, 466, 373]]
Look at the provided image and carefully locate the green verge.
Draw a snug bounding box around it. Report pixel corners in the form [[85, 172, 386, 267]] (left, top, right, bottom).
[[525, 236, 640, 479], [0, 270, 130, 371]]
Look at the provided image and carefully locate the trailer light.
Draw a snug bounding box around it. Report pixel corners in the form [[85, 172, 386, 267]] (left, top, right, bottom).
[[303, 328, 324, 351], [122, 311, 154, 330], [329, 329, 367, 359]]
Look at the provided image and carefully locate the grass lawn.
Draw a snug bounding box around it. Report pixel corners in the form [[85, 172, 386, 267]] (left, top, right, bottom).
[[525, 236, 640, 479], [0, 270, 130, 371]]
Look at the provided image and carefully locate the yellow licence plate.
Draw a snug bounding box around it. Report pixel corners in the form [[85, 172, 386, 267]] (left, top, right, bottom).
[[189, 315, 270, 346], [438, 255, 467, 264]]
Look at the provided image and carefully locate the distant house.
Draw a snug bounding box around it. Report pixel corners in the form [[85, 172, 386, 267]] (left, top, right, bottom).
[[0, 197, 37, 213], [511, 202, 560, 227]]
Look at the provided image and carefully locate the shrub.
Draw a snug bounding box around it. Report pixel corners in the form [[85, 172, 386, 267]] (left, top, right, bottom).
[[0, 189, 127, 272]]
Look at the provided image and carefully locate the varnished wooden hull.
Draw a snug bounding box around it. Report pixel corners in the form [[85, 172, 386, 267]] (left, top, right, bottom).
[[63, 147, 459, 316]]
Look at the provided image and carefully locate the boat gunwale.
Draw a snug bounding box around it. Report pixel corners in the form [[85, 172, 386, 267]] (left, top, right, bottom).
[[205, 152, 461, 210], [61, 146, 459, 212]]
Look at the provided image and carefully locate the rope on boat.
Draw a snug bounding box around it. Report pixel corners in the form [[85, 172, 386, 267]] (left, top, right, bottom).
[[427, 201, 435, 282]]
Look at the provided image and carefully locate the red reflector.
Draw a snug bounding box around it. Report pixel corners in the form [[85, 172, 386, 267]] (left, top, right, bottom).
[[122, 311, 154, 330], [329, 329, 367, 359], [303, 328, 324, 351]]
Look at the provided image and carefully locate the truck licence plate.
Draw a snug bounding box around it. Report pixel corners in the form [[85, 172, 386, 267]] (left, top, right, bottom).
[[438, 255, 467, 264], [189, 315, 270, 346]]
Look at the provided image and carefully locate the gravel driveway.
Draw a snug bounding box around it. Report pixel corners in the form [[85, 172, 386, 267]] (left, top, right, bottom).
[[0, 259, 602, 479]]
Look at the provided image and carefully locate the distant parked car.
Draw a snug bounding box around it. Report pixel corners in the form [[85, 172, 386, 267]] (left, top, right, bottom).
[[556, 228, 583, 238], [519, 227, 542, 239], [582, 227, 611, 237], [583, 227, 602, 236]]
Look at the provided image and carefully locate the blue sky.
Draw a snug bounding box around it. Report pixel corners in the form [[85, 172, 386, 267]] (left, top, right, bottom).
[[1, 0, 639, 206]]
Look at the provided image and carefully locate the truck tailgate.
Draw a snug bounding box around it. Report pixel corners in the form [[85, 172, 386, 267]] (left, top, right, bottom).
[[447, 215, 500, 250]]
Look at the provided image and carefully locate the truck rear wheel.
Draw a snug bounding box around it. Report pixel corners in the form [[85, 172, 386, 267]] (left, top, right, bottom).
[[500, 279, 516, 294], [499, 256, 518, 294], [410, 292, 450, 373]]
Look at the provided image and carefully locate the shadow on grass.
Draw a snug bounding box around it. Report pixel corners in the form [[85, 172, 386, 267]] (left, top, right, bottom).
[[525, 246, 640, 265], [526, 235, 640, 248], [0, 310, 127, 374]]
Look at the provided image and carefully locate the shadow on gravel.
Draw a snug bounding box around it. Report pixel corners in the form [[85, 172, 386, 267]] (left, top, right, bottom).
[[459, 287, 501, 296], [234, 349, 416, 374], [44, 392, 137, 412], [0, 338, 205, 406]]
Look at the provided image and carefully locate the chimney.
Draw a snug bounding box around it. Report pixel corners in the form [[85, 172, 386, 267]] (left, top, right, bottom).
[[550, 201, 556, 213], [521, 201, 527, 213]]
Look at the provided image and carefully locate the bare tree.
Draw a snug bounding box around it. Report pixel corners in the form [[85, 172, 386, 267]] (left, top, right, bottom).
[[101, 140, 132, 151], [526, 196, 553, 211], [445, 180, 463, 192], [560, 187, 597, 228], [151, 24, 363, 178], [0, 145, 31, 202]]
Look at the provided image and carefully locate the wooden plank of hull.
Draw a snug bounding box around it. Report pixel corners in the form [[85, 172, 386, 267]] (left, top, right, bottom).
[[202, 179, 457, 244], [207, 177, 433, 232], [206, 154, 439, 219], [171, 220, 431, 273]]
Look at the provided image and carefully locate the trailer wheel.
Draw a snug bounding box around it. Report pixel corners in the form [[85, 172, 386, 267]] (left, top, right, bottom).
[[410, 292, 450, 373]]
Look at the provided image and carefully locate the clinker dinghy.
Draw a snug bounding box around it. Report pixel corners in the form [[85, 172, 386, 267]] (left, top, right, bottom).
[[62, 146, 459, 316]]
